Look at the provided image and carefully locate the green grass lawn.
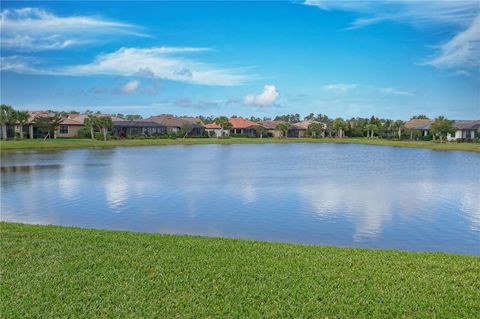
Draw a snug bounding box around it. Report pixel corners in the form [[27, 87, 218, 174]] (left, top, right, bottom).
[[1, 137, 479, 152], [1, 223, 479, 318]]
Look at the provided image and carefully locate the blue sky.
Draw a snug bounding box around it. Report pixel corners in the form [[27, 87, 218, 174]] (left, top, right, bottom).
[[1, 1, 479, 119]]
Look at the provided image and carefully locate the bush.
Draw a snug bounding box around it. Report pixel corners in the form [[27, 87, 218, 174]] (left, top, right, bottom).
[[78, 128, 92, 139]]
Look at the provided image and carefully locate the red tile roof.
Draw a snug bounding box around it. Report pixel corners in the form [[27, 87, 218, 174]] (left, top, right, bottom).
[[229, 118, 263, 129], [205, 123, 221, 129]]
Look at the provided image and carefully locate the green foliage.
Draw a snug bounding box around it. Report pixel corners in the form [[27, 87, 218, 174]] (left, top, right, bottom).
[[0, 104, 17, 125], [32, 113, 63, 139], [214, 116, 233, 130], [274, 113, 301, 123], [307, 122, 324, 138], [1, 222, 479, 318], [125, 114, 143, 121], [411, 115, 429, 120], [275, 122, 291, 137], [430, 116, 456, 143]]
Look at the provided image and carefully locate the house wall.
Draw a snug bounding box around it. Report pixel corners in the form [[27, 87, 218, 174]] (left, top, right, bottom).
[[206, 128, 229, 138], [268, 129, 283, 138], [57, 125, 84, 138], [448, 129, 476, 140]]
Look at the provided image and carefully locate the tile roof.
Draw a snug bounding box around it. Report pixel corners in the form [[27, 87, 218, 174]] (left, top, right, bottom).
[[260, 120, 283, 130], [205, 123, 221, 129], [147, 114, 204, 128], [404, 119, 434, 130], [60, 118, 84, 125], [454, 120, 480, 130], [291, 120, 324, 130], [113, 120, 165, 127], [228, 117, 263, 129]]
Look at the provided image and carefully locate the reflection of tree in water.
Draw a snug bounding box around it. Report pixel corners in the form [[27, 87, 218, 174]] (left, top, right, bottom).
[[0, 164, 63, 173]]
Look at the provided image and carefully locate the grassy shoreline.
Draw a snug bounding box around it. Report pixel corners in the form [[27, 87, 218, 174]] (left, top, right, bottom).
[[1, 222, 479, 318], [1, 137, 480, 152]]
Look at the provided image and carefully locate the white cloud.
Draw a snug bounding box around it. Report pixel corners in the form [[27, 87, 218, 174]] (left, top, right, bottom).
[[380, 87, 413, 96], [425, 14, 480, 69], [243, 84, 279, 106], [1, 47, 251, 86], [322, 83, 357, 92], [121, 80, 140, 94], [0, 7, 147, 51], [305, 1, 480, 69]]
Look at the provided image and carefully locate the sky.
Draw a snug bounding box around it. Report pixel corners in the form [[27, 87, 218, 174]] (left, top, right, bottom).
[[1, 1, 479, 120]]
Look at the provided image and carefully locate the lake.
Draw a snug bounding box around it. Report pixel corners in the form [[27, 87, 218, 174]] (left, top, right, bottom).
[[1, 143, 479, 255]]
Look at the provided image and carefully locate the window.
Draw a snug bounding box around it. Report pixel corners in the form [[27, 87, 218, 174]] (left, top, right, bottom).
[[59, 125, 68, 134]]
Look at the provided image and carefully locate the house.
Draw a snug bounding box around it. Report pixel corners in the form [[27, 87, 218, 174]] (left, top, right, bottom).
[[22, 112, 127, 139], [287, 120, 324, 138], [24, 111, 85, 139], [448, 120, 480, 141], [112, 120, 166, 137], [404, 119, 434, 139], [205, 123, 230, 138], [259, 120, 283, 137], [147, 114, 205, 136], [229, 118, 265, 137]]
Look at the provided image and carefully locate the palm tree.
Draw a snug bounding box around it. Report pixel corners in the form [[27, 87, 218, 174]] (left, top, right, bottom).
[[307, 122, 324, 138], [214, 116, 233, 137], [332, 118, 346, 138], [365, 123, 378, 138], [97, 116, 113, 141], [276, 122, 291, 138], [16, 111, 29, 139], [392, 120, 405, 139], [1, 104, 17, 140], [85, 114, 99, 140]]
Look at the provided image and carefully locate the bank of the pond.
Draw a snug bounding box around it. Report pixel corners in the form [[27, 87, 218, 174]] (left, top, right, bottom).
[[1, 137, 479, 152], [1, 223, 478, 318]]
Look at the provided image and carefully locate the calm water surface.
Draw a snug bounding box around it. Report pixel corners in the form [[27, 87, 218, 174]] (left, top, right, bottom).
[[1, 144, 479, 255]]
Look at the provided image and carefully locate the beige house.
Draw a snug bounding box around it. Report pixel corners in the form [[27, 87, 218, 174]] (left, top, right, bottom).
[[259, 120, 283, 137], [287, 120, 325, 138]]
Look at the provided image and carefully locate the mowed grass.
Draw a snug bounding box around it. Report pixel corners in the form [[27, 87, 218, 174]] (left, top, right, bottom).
[[1, 223, 479, 318], [1, 137, 480, 152]]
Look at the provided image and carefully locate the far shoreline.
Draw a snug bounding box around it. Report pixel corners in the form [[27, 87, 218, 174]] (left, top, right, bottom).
[[1, 137, 479, 153]]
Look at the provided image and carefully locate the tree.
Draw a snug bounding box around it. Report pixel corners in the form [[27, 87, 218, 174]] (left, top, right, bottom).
[[33, 113, 63, 139], [411, 115, 429, 120], [16, 111, 30, 139], [307, 122, 324, 138], [125, 114, 143, 121], [85, 115, 99, 140], [304, 113, 315, 121], [0, 104, 17, 140], [392, 120, 405, 139], [332, 118, 347, 138], [430, 116, 455, 143], [214, 116, 233, 137], [276, 122, 291, 138], [97, 116, 113, 141], [365, 123, 378, 138]]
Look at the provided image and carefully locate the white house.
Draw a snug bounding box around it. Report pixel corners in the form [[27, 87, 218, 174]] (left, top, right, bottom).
[[205, 123, 230, 138], [447, 120, 480, 141]]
